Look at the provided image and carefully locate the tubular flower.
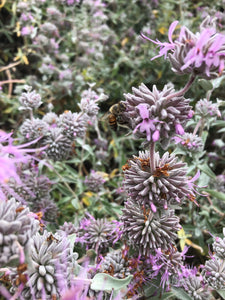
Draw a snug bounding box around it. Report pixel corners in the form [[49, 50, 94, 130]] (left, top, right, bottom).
[[0, 198, 39, 268], [20, 231, 76, 299], [143, 16, 225, 79], [0, 131, 43, 186], [181, 275, 210, 300], [123, 150, 189, 210], [122, 83, 191, 148], [148, 247, 183, 290], [121, 198, 181, 256]]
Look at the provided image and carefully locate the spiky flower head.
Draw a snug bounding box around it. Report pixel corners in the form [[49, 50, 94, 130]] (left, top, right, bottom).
[[181, 275, 210, 300], [143, 17, 225, 79], [84, 170, 106, 192], [77, 214, 121, 254], [58, 222, 77, 236], [58, 111, 87, 139], [43, 112, 59, 127], [20, 118, 48, 141], [20, 231, 75, 299], [19, 86, 43, 111], [123, 150, 189, 211], [202, 257, 225, 290], [212, 229, 225, 259], [173, 133, 204, 154], [100, 250, 130, 279], [42, 127, 72, 161], [31, 197, 58, 222], [121, 198, 181, 256], [0, 198, 39, 267], [122, 83, 191, 148], [195, 99, 221, 118]]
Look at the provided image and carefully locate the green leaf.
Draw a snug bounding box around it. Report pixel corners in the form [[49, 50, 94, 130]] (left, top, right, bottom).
[[211, 75, 225, 89], [198, 79, 213, 91], [148, 292, 174, 300], [91, 273, 133, 292], [67, 233, 77, 249], [198, 163, 216, 179], [212, 120, 225, 127], [217, 290, 225, 298], [204, 189, 225, 202], [171, 287, 193, 300]]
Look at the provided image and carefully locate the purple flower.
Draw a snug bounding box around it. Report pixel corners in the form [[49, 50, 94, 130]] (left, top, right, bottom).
[[133, 104, 163, 142], [123, 150, 189, 210], [122, 83, 191, 148], [21, 26, 34, 36], [141, 21, 178, 60], [143, 17, 225, 79], [0, 131, 41, 185]]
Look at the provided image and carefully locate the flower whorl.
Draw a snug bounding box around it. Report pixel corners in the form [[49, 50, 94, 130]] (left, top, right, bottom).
[[122, 83, 191, 148], [121, 198, 181, 256], [0, 198, 39, 267], [123, 150, 189, 211], [21, 231, 75, 299], [181, 275, 210, 300]]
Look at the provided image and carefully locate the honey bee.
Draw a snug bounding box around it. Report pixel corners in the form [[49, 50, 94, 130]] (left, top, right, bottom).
[[107, 102, 129, 131]]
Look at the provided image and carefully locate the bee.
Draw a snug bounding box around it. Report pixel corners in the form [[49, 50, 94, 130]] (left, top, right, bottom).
[[107, 102, 128, 131]]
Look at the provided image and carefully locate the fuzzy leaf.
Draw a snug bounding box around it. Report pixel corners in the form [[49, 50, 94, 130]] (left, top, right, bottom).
[[170, 287, 193, 300], [204, 189, 225, 202], [91, 273, 133, 292], [198, 163, 216, 179], [198, 79, 213, 91], [217, 290, 225, 298]]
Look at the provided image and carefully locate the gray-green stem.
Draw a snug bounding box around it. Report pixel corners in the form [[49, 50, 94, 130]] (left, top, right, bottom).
[[150, 142, 155, 173]]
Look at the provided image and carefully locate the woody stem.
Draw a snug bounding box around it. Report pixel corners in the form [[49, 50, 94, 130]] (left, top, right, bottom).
[[150, 142, 155, 173]]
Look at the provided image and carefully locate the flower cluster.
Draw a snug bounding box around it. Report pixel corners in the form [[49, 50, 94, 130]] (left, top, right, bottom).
[[121, 198, 181, 256], [84, 170, 106, 193], [76, 214, 122, 254], [19, 231, 76, 299], [0, 198, 39, 268], [143, 16, 225, 79], [19, 87, 91, 161], [123, 150, 189, 211], [122, 83, 191, 148]]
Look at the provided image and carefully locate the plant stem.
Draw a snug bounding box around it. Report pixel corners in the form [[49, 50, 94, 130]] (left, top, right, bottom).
[[150, 142, 155, 173], [0, 79, 25, 85], [0, 61, 21, 73], [52, 165, 83, 208], [193, 118, 203, 136], [165, 74, 196, 101]]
